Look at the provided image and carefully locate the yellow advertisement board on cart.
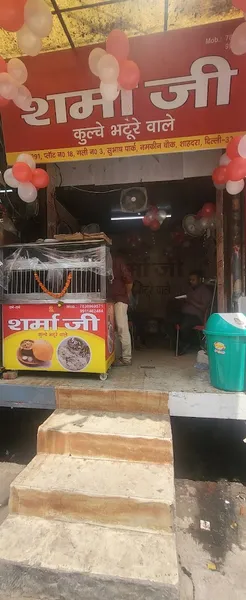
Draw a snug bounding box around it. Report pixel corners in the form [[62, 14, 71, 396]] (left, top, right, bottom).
[[3, 303, 115, 377]]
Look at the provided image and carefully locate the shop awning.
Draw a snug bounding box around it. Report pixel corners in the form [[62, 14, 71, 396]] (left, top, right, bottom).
[[0, 0, 241, 59]]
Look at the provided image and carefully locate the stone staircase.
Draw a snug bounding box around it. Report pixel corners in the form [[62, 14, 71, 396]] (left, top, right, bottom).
[[0, 391, 179, 600]]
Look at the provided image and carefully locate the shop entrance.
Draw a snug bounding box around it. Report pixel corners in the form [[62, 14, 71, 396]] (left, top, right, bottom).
[[56, 174, 217, 370]]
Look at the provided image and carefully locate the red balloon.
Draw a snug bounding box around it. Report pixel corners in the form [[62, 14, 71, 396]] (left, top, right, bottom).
[[0, 0, 26, 32], [143, 214, 152, 226], [226, 136, 242, 160], [232, 0, 246, 9], [0, 96, 9, 108], [12, 161, 32, 183], [150, 219, 160, 231], [118, 60, 140, 90], [106, 29, 129, 62], [212, 166, 228, 185], [0, 57, 7, 74], [32, 168, 49, 189], [201, 203, 215, 217], [227, 157, 246, 181]]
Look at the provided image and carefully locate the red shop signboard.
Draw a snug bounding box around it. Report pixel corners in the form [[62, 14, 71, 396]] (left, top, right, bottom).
[[2, 18, 246, 164]]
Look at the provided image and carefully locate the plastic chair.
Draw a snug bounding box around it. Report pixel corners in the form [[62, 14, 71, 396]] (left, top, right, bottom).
[[174, 280, 217, 357], [175, 317, 207, 357]]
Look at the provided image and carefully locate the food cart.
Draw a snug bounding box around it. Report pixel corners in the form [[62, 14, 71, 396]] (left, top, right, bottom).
[[1, 237, 115, 380]]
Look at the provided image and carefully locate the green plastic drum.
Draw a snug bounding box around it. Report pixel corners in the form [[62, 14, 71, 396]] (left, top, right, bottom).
[[205, 313, 246, 392]]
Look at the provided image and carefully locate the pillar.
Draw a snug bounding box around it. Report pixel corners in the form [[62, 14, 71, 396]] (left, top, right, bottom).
[[216, 189, 226, 312], [231, 194, 242, 312], [46, 164, 58, 239]]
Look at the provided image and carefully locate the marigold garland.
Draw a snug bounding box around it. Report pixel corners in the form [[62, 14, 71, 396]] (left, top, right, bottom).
[[34, 272, 72, 299]]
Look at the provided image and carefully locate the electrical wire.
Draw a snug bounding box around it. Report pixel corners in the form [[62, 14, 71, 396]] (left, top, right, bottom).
[[70, 186, 123, 194], [54, 164, 122, 194], [54, 163, 63, 187]]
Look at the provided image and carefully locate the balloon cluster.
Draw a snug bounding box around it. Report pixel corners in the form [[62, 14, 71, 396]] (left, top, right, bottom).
[[183, 204, 216, 236], [0, 56, 32, 111], [0, 0, 53, 57], [143, 206, 167, 231], [4, 153, 49, 203], [88, 29, 140, 102], [230, 0, 246, 56], [196, 203, 216, 231], [212, 135, 246, 195]]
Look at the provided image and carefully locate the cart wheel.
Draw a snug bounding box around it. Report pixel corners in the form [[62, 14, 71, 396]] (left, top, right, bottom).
[[100, 373, 108, 381]]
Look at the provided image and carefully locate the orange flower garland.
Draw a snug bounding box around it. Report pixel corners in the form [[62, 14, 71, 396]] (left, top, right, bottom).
[[34, 272, 72, 299]]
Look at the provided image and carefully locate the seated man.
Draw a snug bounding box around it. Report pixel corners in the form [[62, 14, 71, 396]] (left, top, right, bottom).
[[169, 270, 212, 355]]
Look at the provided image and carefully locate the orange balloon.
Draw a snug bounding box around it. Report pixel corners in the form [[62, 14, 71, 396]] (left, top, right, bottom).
[[12, 162, 32, 183], [0, 57, 7, 74], [227, 157, 246, 181], [118, 60, 140, 90], [232, 0, 246, 8], [32, 168, 49, 189], [226, 135, 242, 160], [0, 0, 26, 32], [0, 96, 9, 108], [212, 166, 228, 185], [106, 29, 129, 62]]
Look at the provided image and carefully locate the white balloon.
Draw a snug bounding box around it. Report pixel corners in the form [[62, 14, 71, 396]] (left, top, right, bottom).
[[158, 209, 167, 221], [238, 134, 246, 159], [100, 81, 119, 101], [17, 24, 42, 57], [226, 179, 245, 195], [187, 222, 196, 234], [219, 153, 230, 167], [0, 73, 18, 100], [230, 22, 246, 56], [89, 48, 106, 76], [193, 220, 204, 235], [14, 85, 32, 111], [214, 182, 226, 190], [16, 153, 36, 170], [4, 168, 19, 188], [18, 182, 37, 203], [24, 0, 53, 38], [209, 218, 216, 230], [7, 58, 28, 85], [200, 216, 210, 229], [98, 53, 120, 84]]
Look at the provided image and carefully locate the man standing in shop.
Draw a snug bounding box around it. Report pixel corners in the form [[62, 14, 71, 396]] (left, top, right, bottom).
[[111, 253, 133, 366]]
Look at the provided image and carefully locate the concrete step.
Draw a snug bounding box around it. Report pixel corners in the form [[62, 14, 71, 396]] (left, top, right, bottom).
[[37, 409, 173, 464], [10, 454, 174, 532], [0, 515, 179, 600], [56, 387, 169, 415]]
